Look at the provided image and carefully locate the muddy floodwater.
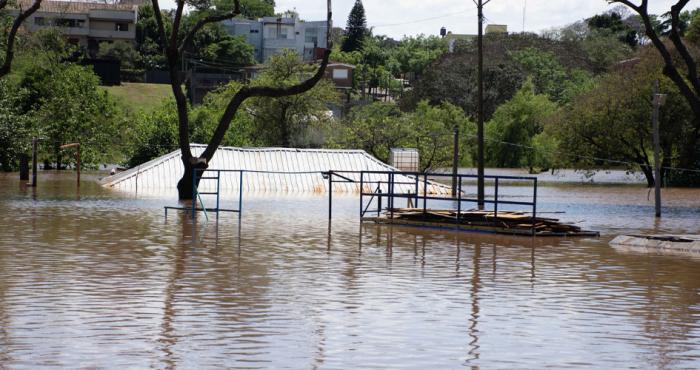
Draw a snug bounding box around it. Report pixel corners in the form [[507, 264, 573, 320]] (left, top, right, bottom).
[[1, 172, 700, 369]]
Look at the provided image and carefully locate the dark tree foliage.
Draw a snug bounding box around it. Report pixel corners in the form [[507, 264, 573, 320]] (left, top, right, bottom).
[[403, 33, 595, 120], [588, 11, 639, 47], [342, 0, 367, 52], [403, 56, 523, 121], [215, 0, 275, 19]]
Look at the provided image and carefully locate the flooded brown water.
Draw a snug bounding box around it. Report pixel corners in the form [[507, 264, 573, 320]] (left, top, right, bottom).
[[1, 172, 700, 369]]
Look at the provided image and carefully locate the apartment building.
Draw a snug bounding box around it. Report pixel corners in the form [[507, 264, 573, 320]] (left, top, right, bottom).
[[222, 16, 328, 63], [14, 0, 138, 54]]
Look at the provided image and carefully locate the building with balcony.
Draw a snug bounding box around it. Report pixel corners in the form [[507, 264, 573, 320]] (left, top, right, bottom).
[[222, 16, 328, 63], [13, 0, 138, 54]]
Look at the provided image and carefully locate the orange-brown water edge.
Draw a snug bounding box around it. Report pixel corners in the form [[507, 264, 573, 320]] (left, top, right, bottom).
[[1, 172, 699, 368]]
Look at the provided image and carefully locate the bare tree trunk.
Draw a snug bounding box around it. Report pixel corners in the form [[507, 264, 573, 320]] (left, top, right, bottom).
[[150, 0, 333, 199], [0, 1, 43, 78]]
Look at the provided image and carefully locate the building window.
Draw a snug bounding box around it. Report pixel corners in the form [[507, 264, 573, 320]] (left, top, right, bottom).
[[54, 18, 84, 28], [115, 22, 129, 32], [250, 29, 259, 34], [34, 17, 46, 26], [332, 69, 349, 79], [305, 28, 318, 44]]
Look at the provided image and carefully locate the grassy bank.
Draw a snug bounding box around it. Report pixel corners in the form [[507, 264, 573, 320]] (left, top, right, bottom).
[[101, 83, 172, 112]]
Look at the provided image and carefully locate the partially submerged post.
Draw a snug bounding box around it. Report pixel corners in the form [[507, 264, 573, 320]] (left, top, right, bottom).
[[19, 154, 29, 181], [60, 143, 81, 188], [29, 137, 37, 187], [651, 81, 666, 218]]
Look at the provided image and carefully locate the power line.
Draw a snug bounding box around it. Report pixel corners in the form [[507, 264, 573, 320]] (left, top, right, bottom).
[[465, 133, 700, 175], [349, 7, 478, 29]]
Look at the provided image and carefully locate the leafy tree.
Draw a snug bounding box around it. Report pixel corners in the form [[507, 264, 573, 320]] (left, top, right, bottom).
[[484, 79, 557, 171], [342, 0, 367, 52], [98, 40, 142, 70], [611, 0, 700, 171], [215, 0, 275, 19], [512, 48, 595, 104], [686, 10, 700, 44], [147, 0, 332, 199], [20, 64, 123, 168], [244, 50, 338, 147], [587, 10, 639, 48], [549, 47, 695, 187], [0, 0, 42, 78], [135, 4, 169, 69], [403, 53, 524, 121], [330, 101, 474, 171], [0, 80, 29, 171]]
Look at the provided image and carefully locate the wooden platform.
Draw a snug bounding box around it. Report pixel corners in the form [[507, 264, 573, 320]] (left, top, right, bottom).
[[362, 208, 599, 237]]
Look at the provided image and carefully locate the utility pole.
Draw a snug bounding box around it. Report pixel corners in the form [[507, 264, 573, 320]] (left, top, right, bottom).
[[452, 124, 459, 196], [651, 80, 667, 218], [474, 0, 490, 208]]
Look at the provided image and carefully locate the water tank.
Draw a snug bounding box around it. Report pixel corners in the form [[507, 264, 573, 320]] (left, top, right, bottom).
[[389, 148, 420, 173]]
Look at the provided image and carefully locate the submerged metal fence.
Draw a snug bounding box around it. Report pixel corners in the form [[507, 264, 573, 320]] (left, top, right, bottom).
[[355, 170, 539, 233]]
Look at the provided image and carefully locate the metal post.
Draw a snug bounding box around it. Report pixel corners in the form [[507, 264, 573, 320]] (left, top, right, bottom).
[[452, 125, 459, 197], [238, 170, 244, 213], [532, 178, 538, 236], [652, 80, 665, 218], [414, 175, 419, 209], [216, 170, 221, 216], [475, 0, 490, 209], [494, 177, 499, 221], [192, 168, 197, 219], [360, 171, 364, 217], [389, 173, 394, 220], [423, 173, 428, 214], [328, 171, 333, 221], [30, 137, 37, 187], [377, 188, 382, 217], [457, 175, 462, 224]]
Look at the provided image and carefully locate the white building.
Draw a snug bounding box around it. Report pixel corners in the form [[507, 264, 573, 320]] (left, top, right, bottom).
[[13, 0, 138, 54], [222, 16, 329, 63]]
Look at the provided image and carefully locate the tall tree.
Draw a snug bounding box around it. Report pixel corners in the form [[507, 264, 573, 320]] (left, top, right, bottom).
[[342, 0, 367, 52], [0, 0, 42, 78], [610, 0, 700, 169], [149, 0, 332, 199]]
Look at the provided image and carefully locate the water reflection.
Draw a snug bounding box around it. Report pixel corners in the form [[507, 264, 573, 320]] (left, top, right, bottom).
[[0, 173, 699, 368]]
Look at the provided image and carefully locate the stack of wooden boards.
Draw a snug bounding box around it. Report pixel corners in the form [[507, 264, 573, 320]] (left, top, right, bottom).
[[379, 208, 596, 236]]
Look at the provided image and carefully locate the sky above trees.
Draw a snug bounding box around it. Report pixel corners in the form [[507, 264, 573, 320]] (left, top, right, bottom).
[[272, 0, 696, 38]]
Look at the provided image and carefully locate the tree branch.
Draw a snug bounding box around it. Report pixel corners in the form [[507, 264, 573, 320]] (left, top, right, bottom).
[[612, 0, 700, 118], [179, 0, 242, 54], [0, 0, 42, 78], [149, 0, 168, 52], [202, 49, 332, 161], [667, 0, 700, 96]]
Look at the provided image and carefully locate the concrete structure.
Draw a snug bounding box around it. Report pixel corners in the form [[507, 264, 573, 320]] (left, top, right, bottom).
[[101, 145, 450, 195], [222, 16, 328, 63], [14, 0, 138, 54], [610, 235, 700, 258], [443, 24, 508, 52]]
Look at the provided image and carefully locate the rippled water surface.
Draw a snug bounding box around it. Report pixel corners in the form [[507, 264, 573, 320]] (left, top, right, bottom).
[[1, 172, 700, 369]]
